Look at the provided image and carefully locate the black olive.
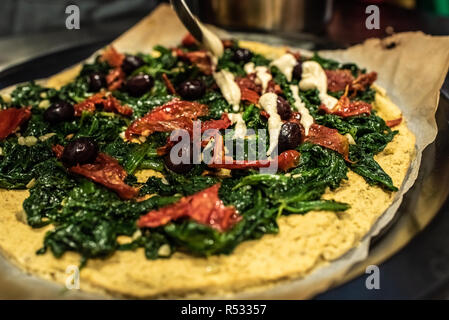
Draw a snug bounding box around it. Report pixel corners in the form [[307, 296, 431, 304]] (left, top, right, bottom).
[[278, 122, 302, 153], [292, 63, 302, 80], [88, 72, 106, 92], [61, 137, 99, 166], [164, 142, 193, 174], [178, 79, 206, 100], [43, 101, 75, 124], [277, 96, 292, 120], [122, 55, 144, 74], [232, 48, 253, 63], [125, 74, 154, 97]]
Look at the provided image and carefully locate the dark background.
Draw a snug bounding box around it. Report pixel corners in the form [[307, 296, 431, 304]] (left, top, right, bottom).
[[0, 0, 448, 70]]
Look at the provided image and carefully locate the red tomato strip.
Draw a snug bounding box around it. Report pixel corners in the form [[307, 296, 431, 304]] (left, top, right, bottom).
[[305, 124, 350, 161], [52, 145, 138, 200], [137, 184, 241, 232], [162, 73, 177, 95], [386, 117, 402, 128], [125, 98, 209, 140], [0, 107, 31, 140], [74, 93, 133, 117]]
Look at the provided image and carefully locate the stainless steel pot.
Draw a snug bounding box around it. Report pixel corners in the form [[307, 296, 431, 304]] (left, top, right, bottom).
[[189, 0, 333, 34]]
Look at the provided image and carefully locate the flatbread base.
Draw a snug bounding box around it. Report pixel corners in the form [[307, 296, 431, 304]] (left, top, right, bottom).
[[0, 85, 415, 297]]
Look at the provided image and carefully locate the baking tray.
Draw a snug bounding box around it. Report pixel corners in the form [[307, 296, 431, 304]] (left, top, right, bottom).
[[0, 39, 448, 299]]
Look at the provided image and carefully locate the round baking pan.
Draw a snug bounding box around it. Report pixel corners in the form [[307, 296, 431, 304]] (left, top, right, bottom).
[[0, 39, 448, 299]]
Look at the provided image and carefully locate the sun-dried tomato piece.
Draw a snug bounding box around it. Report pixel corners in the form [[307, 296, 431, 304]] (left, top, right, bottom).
[[155, 114, 232, 156], [386, 117, 402, 128], [240, 87, 260, 104], [236, 75, 261, 93], [53, 144, 138, 200], [181, 33, 197, 47], [266, 80, 283, 95], [0, 107, 31, 140], [207, 134, 300, 172], [325, 69, 377, 96], [236, 76, 262, 104], [100, 46, 125, 68], [325, 69, 354, 93], [125, 98, 209, 140], [137, 184, 241, 232], [277, 150, 301, 171], [319, 88, 372, 118], [351, 71, 377, 94], [106, 67, 126, 91], [201, 114, 232, 132], [74, 93, 132, 117], [174, 49, 213, 75], [305, 124, 350, 161]]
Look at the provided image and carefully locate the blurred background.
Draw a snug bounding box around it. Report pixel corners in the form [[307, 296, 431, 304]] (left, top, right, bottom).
[[0, 0, 448, 70]]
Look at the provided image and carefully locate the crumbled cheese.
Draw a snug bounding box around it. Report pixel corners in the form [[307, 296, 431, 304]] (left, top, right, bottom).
[[151, 50, 161, 58], [299, 61, 338, 110], [158, 244, 171, 257], [38, 99, 50, 109], [227, 113, 247, 139], [259, 93, 282, 156], [1, 93, 12, 105], [40, 92, 47, 99], [213, 70, 241, 112], [345, 133, 356, 145], [270, 53, 297, 82], [26, 178, 36, 189], [131, 229, 142, 240], [290, 85, 314, 136], [18, 136, 38, 147], [39, 133, 56, 142]]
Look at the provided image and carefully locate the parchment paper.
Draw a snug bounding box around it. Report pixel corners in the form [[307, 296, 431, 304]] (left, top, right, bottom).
[[1, 4, 449, 299]]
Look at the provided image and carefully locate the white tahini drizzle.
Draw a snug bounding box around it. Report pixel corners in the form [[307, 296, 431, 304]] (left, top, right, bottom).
[[244, 62, 272, 93], [197, 20, 224, 58], [289, 85, 314, 136], [270, 53, 297, 82], [259, 93, 282, 156], [213, 70, 241, 112], [299, 61, 338, 110], [227, 113, 247, 139]]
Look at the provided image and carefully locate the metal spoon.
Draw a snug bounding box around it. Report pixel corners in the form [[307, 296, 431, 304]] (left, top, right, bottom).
[[170, 0, 223, 57], [170, 0, 203, 43]]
